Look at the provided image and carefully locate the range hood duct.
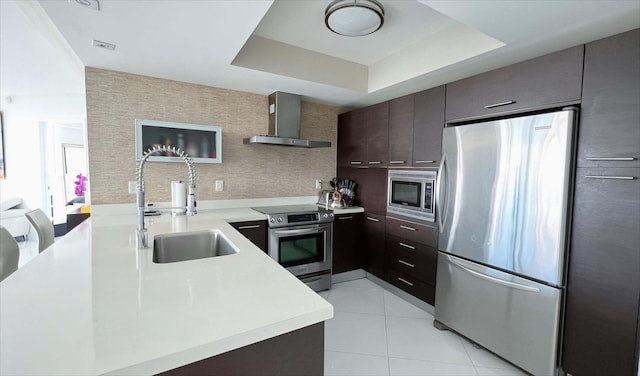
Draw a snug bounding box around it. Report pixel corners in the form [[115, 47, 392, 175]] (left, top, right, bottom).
[[243, 92, 332, 148]]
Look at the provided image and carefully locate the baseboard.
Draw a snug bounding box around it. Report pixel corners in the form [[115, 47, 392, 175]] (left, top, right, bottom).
[[331, 269, 367, 284], [365, 273, 435, 315]]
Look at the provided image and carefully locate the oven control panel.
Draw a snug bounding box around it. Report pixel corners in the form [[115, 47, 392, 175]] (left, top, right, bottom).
[[267, 210, 334, 227], [252, 204, 335, 228]]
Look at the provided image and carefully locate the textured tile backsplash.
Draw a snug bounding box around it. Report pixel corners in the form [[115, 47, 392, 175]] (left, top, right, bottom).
[[85, 67, 342, 204]]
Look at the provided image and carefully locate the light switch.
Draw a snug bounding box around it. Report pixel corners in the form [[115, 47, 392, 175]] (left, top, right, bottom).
[[128, 181, 137, 194], [215, 180, 223, 192]]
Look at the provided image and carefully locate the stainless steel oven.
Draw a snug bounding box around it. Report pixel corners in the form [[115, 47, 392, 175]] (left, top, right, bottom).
[[252, 205, 334, 292]]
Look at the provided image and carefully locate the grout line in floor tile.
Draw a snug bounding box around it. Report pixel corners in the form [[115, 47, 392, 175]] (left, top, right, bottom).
[[324, 349, 389, 359], [457, 332, 481, 375], [386, 355, 480, 369], [381, 289, 391, 376], [332, 309, 386, 317]]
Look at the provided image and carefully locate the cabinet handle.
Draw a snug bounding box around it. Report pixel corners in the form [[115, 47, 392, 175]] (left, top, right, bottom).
[[389, 160, 406, 164], [399, 242, 415, 250], [397, 277, 414, 287], [366, 217, 380, 222], [368, 161, 382, 165], [399, 225, 417, 231], [414, 160, 435, 164], [337, 216, 353, 220], [350, 161, 363, 165], [586, 157, 636, 161], [585, 175, 636, 180], [483, 100, 515, 109], [398, 260, 415, 268], [237, 224, 261, 230]]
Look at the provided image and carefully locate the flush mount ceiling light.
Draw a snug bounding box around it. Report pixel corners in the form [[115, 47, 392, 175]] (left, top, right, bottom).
[[71, 0, 100, 11], [325, 0, 385, 37]]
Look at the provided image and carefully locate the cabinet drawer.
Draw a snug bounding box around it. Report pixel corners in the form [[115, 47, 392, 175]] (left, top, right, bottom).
[[385, 268, 435, 305], [386, 217, 437, 247], [386, 235, 437, 285], [230, 220, 268, 253], [445, 46, 583, 122]]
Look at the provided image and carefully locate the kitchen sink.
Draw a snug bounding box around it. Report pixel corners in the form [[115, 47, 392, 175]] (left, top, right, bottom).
[[153, 230, 238, 263]]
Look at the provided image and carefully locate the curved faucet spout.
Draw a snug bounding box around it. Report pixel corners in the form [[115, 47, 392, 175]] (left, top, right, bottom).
[[136, 145, 197, 249]]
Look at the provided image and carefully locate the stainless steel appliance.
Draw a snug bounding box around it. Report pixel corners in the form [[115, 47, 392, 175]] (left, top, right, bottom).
[[434, 108, 577, 376], [252, 204, 334, 291], [387, 170, 436, 222], [243, 92, 331, 148]]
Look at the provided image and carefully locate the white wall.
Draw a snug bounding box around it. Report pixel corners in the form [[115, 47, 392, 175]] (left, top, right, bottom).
[[0, 94, 86, 211]]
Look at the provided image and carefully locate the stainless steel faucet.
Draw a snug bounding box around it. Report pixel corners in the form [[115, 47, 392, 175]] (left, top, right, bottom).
[[136, 145, 197, 249]]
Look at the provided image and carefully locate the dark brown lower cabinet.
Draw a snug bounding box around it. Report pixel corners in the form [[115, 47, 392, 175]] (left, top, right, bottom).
[[333, 213, 363, 274], [562, 168, 640, 376], [385, 267, 435, 305], [384, 234, 437, 305], [229, 220, 268, 253], [158, 322, 324, 376], [363, 213, 386, 279]]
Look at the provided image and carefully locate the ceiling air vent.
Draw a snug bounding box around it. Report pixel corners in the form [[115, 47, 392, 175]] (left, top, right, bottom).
[[92, 40, 116, 50]]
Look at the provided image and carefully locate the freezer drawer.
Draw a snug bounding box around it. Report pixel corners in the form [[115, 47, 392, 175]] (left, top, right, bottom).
[[434, 253, 562, 376]]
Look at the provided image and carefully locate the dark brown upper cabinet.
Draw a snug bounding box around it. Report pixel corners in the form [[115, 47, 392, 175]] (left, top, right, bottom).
[[365, 102, 389, 168], [337, 109, 366, 167], [577, 28, 640, 168], [413, 86, 445, 167], [387, 94, 415, 167], [387, 86, 445, 168], [445, 46, 584, 122], [337, 103, 389, 168]]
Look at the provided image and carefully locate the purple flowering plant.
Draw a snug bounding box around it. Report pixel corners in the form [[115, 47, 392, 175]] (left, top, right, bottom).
[[74, 173, 87, 196]]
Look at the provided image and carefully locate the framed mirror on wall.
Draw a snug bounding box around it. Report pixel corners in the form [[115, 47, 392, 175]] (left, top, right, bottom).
[[134, 119, 222, 163]]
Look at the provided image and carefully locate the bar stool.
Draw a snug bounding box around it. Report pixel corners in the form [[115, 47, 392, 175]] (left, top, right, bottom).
[[25, 209, 55, 253], [0, 226, 20, 282]]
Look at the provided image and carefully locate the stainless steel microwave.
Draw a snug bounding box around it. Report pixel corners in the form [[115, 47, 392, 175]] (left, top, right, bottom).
[[387, 170, 436, 222]]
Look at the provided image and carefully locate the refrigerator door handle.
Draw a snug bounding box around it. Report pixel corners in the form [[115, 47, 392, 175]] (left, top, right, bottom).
[[448, 257, 541, 293], [436, 154, 448, 233]]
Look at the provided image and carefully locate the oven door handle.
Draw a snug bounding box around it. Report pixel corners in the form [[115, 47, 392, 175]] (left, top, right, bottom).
[[272, 226, 326, 236]]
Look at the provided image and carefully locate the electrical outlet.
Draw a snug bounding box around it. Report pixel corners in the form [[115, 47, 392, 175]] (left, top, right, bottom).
[[315, 180, 322, 190], [215, 180, 223, 192], [128, 181, 137, 194]]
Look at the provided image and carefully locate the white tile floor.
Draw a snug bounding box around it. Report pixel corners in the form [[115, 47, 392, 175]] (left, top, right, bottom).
[[319, 279, 528, 376]]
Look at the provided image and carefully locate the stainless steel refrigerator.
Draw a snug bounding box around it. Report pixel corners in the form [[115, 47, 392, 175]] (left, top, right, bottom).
[[434, 108, 577, 376]]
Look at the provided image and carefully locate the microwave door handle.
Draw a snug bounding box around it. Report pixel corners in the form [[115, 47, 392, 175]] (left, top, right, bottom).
[[436, 153, 447, 233]]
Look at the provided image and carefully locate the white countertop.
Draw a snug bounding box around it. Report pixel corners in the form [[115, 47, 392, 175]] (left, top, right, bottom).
[[0, 207, 333, 375], [327, 206, 365, 214]]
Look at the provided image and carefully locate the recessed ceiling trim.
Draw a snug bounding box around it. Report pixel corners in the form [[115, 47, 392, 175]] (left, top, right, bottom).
[[232, 35, 368, 92]]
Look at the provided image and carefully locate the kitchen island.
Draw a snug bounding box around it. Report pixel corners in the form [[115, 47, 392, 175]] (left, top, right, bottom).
[[0, 207, 333, 375]]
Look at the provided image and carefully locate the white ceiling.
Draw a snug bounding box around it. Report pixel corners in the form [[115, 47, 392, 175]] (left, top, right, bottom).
[[1, 0, 639, 108]]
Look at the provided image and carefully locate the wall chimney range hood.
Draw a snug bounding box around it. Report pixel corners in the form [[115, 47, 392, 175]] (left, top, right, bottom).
[[243, 92, 332, 148]]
